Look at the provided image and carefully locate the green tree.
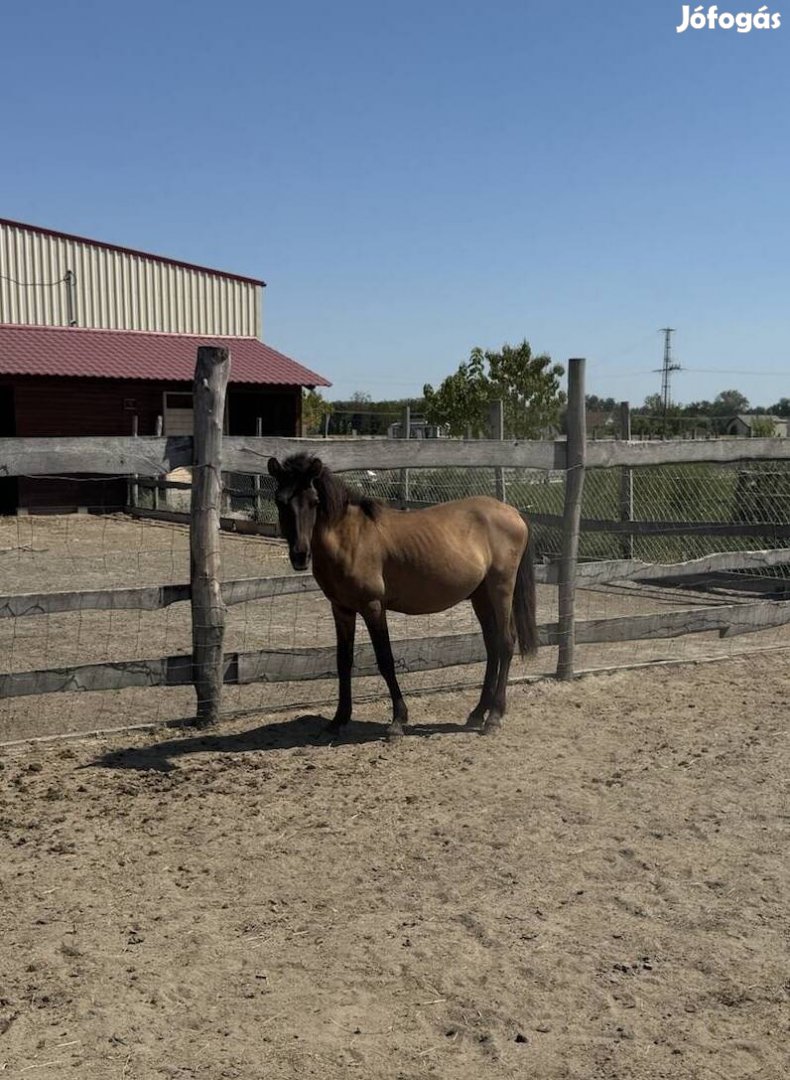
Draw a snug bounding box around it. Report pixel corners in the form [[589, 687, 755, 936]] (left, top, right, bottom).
[[768, 397, 790, 417], [586, 395, 617, 412], [640, 393, 664, 415], [301, 389, 332, 434], [711, 389, 750, 416], [749, 416, 777, 437], [423, 341, 565, 438]]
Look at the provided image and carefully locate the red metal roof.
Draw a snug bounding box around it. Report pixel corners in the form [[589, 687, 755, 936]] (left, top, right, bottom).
[[0, 217, 265, 287], [0, 324, 331, 388]]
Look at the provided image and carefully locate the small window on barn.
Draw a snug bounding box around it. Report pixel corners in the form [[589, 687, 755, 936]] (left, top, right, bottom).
[[164, 392, 194, 436]]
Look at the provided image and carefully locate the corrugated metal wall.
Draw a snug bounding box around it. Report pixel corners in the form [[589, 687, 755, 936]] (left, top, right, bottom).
[[0, 221, 262, 336]]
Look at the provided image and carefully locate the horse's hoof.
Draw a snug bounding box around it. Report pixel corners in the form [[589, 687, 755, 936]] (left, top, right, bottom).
[[465, 711, 485, 729], [482, 715, 503, 734], [385, 722, 405, 741], [323, 718, 348, 737]]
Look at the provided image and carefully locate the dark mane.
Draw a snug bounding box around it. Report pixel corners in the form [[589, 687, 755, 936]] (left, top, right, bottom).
[[281, 453, 382, 525]]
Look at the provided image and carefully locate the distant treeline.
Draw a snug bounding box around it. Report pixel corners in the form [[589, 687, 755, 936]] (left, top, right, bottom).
[[305, 391, 790, 438]]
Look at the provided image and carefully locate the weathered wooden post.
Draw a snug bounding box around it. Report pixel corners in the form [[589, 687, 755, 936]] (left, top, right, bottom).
[[488, 399, 506, 502], [557, 358, 586, 680], [619, 401, 634, 559], [399, 404, 411, 508], [190, 345, 230, 726], [129, 414, 139, 509], [152, 415, 164, 510]]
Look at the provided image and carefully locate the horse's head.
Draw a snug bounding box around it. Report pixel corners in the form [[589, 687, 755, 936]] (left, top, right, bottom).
[[267, 455, 324, 571]]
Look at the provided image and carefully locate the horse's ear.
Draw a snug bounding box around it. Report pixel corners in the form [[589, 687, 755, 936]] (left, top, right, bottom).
[[307, 457, 324, 480], [267, 457, 282, 479]]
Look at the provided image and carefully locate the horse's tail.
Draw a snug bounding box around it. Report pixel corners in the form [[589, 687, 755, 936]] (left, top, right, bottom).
[[512, 526, 538, 658]]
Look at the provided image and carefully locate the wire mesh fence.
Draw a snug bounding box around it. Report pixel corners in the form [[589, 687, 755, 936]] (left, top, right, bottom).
[[0, 510, 553, 744], [3, 455, 790, 745], [217, 460, 790, 566]]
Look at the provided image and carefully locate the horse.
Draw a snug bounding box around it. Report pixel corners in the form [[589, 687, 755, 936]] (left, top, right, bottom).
[[267, 453, 538, 739]]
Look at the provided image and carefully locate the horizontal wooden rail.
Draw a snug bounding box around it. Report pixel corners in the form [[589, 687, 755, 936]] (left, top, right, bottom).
[[3, 598, 788, 700], [222, 437, 567, 472], [3, 547, 789, 620], [3, 434, 789, 478], [585, 438, 790, 469], [0, 574, 319, 619], [0, 436, 192, 477], [128, 507, 278, 536], [528, 512, 790, 539], [136, 476, 262, 500], [553, 548, 790, 587]]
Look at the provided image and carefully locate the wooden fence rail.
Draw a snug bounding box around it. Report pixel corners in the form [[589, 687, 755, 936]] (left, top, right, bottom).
[[3, 598, 789, 701], [3, 433, 790, 478], [526, 513, 790, 539], [0, 575, 319, 619], [4, 546, 786, 622]]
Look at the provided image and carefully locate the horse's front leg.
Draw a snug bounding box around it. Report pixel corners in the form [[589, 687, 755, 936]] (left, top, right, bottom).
[[325, 603, 356, 734], [361, 600, 408, 739]]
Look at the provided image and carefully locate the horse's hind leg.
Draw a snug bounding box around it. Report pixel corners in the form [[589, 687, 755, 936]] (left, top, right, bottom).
[[466, 587, 499, 728], [482, 579, 516, 734], [361, 600, 409, 739]]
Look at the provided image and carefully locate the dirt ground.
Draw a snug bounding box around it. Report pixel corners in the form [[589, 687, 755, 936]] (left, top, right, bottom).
[[1, 650, 788, 1079]]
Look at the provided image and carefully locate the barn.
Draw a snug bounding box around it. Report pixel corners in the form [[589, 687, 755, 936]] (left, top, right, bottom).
[[0, 217, 330, 513]]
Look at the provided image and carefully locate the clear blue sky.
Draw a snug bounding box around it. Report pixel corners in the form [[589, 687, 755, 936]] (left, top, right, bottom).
[[3, 0, 788, 406]]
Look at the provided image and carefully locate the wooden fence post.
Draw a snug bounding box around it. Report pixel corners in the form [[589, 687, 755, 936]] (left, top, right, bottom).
[[151, 415, 164, 510], [400, 404, 411, 508], [557, 358, 586, 680], [619, 401, 634, 559], [191, 345, 230, 726], [129, 414, 139, 509], [488, 399, 506, 502]]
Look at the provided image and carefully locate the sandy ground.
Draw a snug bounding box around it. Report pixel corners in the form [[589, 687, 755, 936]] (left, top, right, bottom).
[[1, 650, 788, 1079]]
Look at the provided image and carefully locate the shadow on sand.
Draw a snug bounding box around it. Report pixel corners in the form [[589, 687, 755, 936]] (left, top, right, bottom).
[[86, 712, 475, 773]]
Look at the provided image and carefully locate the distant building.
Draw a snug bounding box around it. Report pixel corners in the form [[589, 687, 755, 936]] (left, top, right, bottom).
[[0, 217, 330, 513], [725, 414, 788, 438], [387, 416, 448, 439]]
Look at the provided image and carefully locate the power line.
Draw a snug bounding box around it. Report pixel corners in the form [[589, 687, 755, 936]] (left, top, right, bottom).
[[682, 367, 786, 377], [0, 271, 69, 288]]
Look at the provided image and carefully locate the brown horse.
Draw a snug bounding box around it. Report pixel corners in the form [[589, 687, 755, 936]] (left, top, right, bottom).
[[267, 453, 538, 738]]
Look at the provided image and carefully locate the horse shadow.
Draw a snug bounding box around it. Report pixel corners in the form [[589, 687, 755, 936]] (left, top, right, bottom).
[[87, 712, 474, 773]]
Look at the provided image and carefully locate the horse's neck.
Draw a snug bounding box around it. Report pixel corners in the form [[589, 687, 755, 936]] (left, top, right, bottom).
[[312, 505, 362, 563]]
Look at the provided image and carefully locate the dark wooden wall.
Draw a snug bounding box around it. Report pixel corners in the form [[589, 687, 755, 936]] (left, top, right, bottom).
[[1, 378, 302, 512]]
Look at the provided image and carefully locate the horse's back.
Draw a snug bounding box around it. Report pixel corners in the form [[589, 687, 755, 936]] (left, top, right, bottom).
[[387, 495, 527, 544], [376, 496, 528, 614]]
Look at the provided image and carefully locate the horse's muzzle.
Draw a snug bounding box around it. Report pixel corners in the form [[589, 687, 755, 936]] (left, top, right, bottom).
[[290, 552, 311, 572]]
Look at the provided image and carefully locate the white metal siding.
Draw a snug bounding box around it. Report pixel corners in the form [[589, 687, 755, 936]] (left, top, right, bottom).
[[0, 221, 262, 336]]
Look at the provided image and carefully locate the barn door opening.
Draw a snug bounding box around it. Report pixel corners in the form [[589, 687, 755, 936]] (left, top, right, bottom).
[[163, 391, 194, 435]]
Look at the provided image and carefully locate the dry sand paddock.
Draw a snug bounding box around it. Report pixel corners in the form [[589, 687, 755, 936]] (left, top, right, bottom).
[[1, 651, 788, 1079], [1, 514, 788, 743], [1, 515, 788, 1078]]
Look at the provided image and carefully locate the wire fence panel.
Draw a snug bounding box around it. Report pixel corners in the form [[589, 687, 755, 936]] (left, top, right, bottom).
[[3, 455, 790, 745], [212, 461, 790, 567]]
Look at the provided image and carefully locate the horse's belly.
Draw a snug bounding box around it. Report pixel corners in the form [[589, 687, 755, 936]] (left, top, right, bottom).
[[384, 561, 483, 614], [388, 593, 469, 615]]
